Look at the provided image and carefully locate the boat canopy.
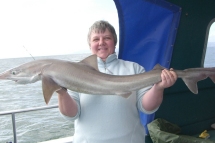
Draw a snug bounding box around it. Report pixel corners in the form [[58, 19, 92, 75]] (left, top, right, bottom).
[[114, 0, 181, 133]]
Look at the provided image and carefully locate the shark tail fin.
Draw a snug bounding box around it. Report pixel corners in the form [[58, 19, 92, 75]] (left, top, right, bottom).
[[209, 74, 215, 83], [204, 67, 215, 83]]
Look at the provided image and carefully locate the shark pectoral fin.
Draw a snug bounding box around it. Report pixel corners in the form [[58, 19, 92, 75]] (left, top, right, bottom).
[[42, 76, 61, 104], [116, 91, 132, 98]]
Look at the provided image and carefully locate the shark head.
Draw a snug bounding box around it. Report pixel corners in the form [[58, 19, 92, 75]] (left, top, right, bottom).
[[0, 60, 52, 84]]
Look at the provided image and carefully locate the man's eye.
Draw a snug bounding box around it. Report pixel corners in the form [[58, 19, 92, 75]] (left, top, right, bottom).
[[105, 37, 111, 40]]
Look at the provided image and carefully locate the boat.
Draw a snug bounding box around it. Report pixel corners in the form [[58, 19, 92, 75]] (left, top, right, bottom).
[[0, 0, 215, 142]]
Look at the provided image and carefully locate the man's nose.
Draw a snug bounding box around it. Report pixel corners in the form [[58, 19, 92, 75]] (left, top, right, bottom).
[[99, 38, 105, 46]]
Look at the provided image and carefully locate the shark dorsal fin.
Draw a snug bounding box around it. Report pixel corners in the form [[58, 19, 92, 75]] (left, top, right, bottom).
[[80, 54, 99, 71]]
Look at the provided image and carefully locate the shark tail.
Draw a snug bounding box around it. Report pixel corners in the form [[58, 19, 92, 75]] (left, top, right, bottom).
[[210, 74, 215, 83], [181, 68, 215, 94]]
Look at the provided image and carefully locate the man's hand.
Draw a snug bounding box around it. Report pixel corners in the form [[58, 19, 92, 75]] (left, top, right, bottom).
[[155, 68, 177, 90], [56, 87, 67, 94]]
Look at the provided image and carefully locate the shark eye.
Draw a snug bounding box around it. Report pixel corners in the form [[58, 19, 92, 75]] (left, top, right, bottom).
[[11, 70, 17, 75]]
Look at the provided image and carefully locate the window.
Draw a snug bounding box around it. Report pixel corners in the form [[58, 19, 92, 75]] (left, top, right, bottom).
[[203, 19, 215, 67]]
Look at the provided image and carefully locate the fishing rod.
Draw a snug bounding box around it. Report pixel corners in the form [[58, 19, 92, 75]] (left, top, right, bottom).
[[23, 45, 35, 60]]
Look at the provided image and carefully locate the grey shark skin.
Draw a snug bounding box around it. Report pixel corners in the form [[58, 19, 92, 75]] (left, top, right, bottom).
[[0, 55, 215, 104]]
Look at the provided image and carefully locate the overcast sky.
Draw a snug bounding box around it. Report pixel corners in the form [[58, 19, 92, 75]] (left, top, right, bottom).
[[0, 0, 119, 59], [208, 23, 215, 43], [0, 0, 214, 59]]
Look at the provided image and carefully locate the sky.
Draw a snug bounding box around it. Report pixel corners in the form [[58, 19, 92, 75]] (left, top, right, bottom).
[[0, 0, 119, 59], [208, 23, 215, 44], [0, 0, 214, 59]]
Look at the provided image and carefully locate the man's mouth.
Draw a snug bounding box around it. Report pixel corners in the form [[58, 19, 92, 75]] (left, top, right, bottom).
[[98, 47, 107, 51]]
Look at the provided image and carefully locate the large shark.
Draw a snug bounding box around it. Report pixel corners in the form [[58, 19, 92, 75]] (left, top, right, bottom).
[[0, 55, 215, 104]]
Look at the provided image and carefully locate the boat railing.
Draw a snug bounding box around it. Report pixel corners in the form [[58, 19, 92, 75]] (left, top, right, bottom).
[[0, 104, 58, 143]]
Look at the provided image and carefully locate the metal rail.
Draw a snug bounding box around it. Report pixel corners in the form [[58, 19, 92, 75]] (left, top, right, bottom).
[[0, 105, 58, 143]]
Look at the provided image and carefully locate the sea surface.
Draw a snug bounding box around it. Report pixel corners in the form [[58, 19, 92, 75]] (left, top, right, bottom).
[[0, 48, 214, 143], [0, 53, 90, 143]]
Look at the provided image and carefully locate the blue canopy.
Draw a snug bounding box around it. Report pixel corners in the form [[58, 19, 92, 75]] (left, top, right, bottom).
[[114, 0, 181, 134]]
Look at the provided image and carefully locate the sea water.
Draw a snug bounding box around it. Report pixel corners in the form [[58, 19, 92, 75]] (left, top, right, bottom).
[[0, 54, 90, 143]]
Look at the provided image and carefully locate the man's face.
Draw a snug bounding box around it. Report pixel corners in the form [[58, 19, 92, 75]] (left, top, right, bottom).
[[89, 29, 115, 61]]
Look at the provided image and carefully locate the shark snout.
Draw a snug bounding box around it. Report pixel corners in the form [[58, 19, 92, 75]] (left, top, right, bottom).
[[0, 71, 10, 80], [0, 71, 22, 83]]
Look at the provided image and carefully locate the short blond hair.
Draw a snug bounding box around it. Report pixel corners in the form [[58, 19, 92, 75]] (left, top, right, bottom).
[[87, 20, 117, 46]]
